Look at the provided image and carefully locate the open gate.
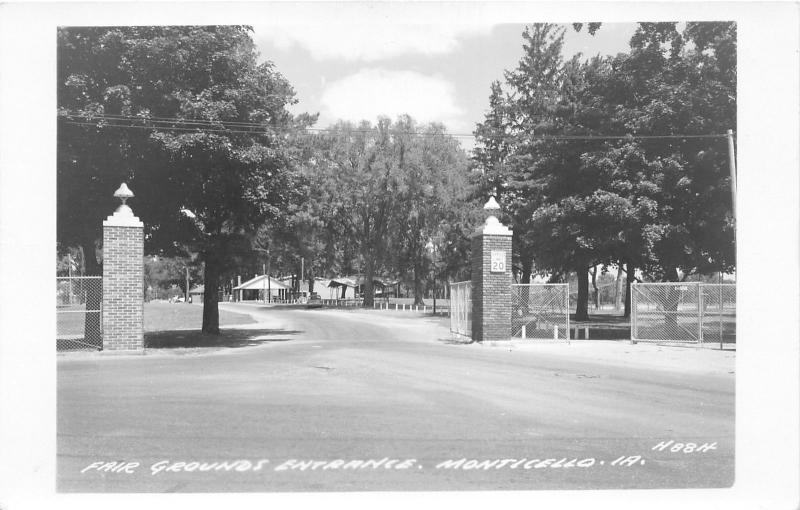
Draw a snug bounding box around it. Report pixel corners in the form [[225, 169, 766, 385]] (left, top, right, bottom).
[[511, 283, 570, 341]]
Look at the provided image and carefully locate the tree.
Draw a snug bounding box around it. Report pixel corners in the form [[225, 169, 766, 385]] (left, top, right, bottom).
[[143, 255, 202, 301], [58, 26, 311, 333], [474, 22, 736, 319], [499, 26, 621, 319], [474, 25, 568, 286], [391, 117, 471, 305], [280, 116, 472, 305], [473, 80, 538, 283], [300, 119, 401, 307], [473, 81, 514, 197], [611, 22, 736, 281]]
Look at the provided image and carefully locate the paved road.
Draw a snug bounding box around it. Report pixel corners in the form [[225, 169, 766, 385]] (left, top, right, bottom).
[[58, 304, 734, 492]]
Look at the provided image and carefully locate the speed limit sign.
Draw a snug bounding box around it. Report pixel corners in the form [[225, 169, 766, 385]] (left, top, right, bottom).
[[490, 251, 506, 273]]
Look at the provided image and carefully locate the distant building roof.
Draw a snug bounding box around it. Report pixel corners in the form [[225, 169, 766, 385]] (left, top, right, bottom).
[[188, 285, 205, 295], [328, 277, 358, 288], [327, 275, 394, 288], [279, 276, 331, 285], [234, 275, 290, 291]]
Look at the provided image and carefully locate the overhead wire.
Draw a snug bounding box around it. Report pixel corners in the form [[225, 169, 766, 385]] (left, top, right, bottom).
[[59, 112, 732, 141]]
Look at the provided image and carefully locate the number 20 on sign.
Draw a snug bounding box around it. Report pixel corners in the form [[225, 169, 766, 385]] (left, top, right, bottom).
[[490, 251, 506, 273]]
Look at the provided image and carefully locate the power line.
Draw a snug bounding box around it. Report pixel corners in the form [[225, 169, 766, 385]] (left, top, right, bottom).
[[63, 121, 284, 137], [62, 117, 479, 139], [63, 111, 463, 133], [59, 112, 732, 141], [526, 134, 727, 140], [86, 113, 278, 129]]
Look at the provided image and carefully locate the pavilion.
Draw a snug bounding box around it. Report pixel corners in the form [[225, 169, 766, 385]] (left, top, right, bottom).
[[233, 274, 290, 302]]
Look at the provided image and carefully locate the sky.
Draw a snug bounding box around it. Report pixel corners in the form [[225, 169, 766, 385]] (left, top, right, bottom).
[[252, 23, 637, 150]]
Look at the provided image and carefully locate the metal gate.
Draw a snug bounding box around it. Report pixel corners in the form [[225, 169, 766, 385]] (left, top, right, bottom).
[[631, 282, 736, 347], [57, 276, 103, 351], [511, 283, 570, 341], [449, 281, 472, 340], [700, 284, 737, 348]]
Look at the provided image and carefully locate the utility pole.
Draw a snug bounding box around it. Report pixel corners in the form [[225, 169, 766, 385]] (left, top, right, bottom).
[[266, 249, 271, 303], [727, 129, 737, 219]]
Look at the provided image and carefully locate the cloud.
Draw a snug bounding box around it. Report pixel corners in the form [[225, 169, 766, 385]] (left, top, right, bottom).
[[319, 69, 466, 130], [258, 23, 492, 62]]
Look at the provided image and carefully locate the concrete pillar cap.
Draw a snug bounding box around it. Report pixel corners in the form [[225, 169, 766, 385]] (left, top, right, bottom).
[[104, 182, 143, 227], [476, 196, 511, 236], [483, 196, 501, 212], [113, 183, 134, 201]]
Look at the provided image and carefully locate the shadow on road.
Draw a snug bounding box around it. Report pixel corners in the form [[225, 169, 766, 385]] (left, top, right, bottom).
[[436, 336, 472, 345], [145, 328, 302, 349]]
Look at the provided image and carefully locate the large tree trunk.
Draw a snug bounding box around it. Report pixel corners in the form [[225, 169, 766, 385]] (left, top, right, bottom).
[[413, 256, 424, 306], [624, 262, 636, 318], [575, 265, 590, 321], [202, 254, 221, 334], [521, 256, 533, 284], [82, 235, 103, 348], [614, 264, 624, 312], [363, 256, 375, 307]]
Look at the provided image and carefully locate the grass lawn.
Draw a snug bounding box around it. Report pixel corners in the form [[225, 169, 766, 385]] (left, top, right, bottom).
[[144, 301, 255, 332], [57, 302, 259, 351], [143, 302, 269, 350]]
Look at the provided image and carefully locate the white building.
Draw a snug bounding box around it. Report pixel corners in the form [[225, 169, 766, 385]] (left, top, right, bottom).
[[278, 276, 356, 300], [233, 274, 290, 302]]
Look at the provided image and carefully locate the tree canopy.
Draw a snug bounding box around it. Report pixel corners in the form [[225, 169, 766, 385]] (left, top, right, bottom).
[[58, 26, 314, 332], [259, 116, 473, 306], [473, 22, 736, 318], [57, 22, 736, 328]]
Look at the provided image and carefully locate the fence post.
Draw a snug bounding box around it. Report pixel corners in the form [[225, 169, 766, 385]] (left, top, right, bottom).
[[719, 284, 723, 350], [102, 183, 144, 352], [698, 283, 704, 347], [630, 284, 637, 344]]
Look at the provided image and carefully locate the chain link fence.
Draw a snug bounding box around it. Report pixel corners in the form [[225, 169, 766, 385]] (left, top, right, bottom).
[[449, 281, 472, 340], [512, 284, 570, 341], [57, 276, 102, 351], [701, 284, 737, 348], [631, 282, 736, 348]]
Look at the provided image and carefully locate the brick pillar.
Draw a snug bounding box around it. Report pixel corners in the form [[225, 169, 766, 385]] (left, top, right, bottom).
[[471, 197, 513, 342], [102, 183, 144, 351]]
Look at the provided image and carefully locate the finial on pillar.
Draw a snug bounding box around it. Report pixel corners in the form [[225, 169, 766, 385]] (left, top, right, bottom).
[[479, 196, 511, 236], [104, 182, 143, 227], [114, 183, 134, 210], [483, 195, 501, 213]]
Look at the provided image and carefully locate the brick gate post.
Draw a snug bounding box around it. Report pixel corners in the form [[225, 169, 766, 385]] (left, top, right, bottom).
[[471, 197, 513, 342], [102, 183, 144, 352]]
